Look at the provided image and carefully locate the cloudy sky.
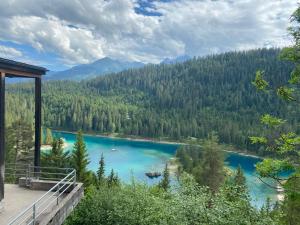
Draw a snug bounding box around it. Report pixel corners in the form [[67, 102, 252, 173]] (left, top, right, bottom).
[[0, 0, 298, 71]]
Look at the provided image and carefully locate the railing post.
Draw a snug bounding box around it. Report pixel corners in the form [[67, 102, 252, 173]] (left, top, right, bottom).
[[0, 72, 5, 201], [26, 167, 28, 186], [73, 170, 76, 189], [57, 182, 60, 205], [26, 165, 30, 186], [32, 204, 36, 225], [34, 77, 42, 172]]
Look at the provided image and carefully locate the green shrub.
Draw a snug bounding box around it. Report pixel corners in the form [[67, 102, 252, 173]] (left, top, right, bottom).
[[65, 174, 278, 225]]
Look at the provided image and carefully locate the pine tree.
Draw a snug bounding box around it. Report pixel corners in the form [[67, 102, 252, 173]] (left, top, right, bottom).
[[42, 138, 69, 168], [5, 125, 16, 164], [113, 173, 120, 187], [107, 169, 115, 187], [159, 163, 170, 191], [234, 164, 247, 193], [71, 131, 90, 183], [45, 128, 53, 145], [97, 153, 105, 185], [52, 138, 63, 155], [199, 133, 225, 193], [106, 169, 120, 187], [41, 138, 70, 179], [13, 120, 34, 164]]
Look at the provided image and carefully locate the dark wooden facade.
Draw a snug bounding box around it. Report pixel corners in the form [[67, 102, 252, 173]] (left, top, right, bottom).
[[0, 58, 47, 201]]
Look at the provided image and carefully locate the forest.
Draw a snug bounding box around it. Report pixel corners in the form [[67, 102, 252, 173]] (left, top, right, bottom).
[[5, 48, 298, 155]]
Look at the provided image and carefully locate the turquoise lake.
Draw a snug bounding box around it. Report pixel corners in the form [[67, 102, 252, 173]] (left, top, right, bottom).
[[53, 131, 278, 208]]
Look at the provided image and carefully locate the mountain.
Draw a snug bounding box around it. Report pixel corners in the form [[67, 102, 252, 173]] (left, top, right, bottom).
[[161, 55, 191, 64], [46, 57, 144, 80]]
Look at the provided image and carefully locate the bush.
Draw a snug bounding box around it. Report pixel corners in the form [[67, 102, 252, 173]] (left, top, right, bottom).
[[65, 174, 278, 225]]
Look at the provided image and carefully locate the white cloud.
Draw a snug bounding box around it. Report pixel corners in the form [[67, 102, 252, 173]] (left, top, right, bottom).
[[154, 0, 298, 57], [0, 45, 22, 59], [0, 0, 298, 65], [0, 16, 106, 64]]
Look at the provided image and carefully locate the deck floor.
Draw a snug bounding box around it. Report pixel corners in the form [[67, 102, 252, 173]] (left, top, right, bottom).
[[0, 184, 47, 225]]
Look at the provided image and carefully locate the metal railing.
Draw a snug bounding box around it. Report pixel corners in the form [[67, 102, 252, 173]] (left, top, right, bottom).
[[5, 164, 74, 183], [5, 165, 76, 225], [5, 163, 30, 183]]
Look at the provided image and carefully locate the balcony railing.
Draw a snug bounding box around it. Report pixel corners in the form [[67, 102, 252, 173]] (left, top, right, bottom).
[[5, 163, 74, 183], [4, 165, 76, 225]]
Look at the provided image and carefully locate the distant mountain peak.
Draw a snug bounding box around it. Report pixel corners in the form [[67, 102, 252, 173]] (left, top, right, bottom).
[[94, 57, 114, 62], [46, 57, 144, 81]]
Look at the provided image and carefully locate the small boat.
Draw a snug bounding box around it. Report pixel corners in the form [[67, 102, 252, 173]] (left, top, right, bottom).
[[111, 148, 117, 151], [145, 172, 162, 179]]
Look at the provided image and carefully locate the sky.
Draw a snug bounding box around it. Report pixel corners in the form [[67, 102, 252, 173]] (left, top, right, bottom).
[[0, 0, 298, 71]]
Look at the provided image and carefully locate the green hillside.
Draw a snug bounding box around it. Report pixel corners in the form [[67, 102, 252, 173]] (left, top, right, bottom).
[[6, 48, 297, 154]]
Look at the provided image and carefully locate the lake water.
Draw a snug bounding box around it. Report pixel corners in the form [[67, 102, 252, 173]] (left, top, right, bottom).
[[53, 131, 278, 207]]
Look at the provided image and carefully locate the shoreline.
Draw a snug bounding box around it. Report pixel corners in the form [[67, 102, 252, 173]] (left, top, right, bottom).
[[52, 129, 262, 159], [53, 129, 183, 146], [41, 138, 69, 151], [223, 149, 262, 159]]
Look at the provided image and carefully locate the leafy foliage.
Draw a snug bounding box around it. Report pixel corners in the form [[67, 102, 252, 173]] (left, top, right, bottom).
[[65, 174, 277, 225], [251, 6, 300, 225], [260, 114, 285, 127], [255, 159, 293, 180], [281, 175, 300, 225], [276, 86, 295, 102], [249, 136, 268, 145], [252, 70, 269, 91]]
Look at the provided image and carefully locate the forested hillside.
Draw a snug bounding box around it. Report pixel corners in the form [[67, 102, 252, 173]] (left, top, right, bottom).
[[6, 48, 297, 154]]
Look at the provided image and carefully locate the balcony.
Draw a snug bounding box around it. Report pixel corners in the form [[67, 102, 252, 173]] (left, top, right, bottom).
[[1, 165, 83, 225]]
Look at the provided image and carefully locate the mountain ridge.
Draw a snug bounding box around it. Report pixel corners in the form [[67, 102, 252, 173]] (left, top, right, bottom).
[[46, 57, 144, 80]]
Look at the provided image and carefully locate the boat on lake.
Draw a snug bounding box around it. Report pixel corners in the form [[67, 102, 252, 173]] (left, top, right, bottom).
[[145, 171, 161, 179]]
